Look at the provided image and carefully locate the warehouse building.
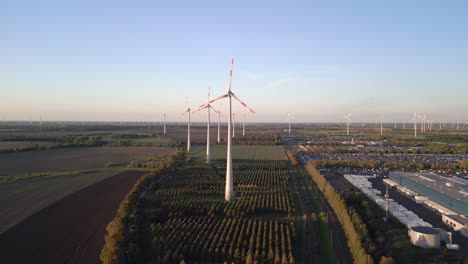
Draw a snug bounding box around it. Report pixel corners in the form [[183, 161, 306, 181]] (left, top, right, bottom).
[[442, 215, 468, 238], [388, 172, 468, 215]]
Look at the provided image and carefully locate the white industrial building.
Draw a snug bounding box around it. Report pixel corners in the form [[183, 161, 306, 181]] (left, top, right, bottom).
[[345, 174, 442, 248], [442, 215, 468, 238], [345, 175, 433, 229]]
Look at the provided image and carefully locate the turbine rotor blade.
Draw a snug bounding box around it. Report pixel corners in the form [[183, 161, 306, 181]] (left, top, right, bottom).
[[231, 93, 255, 114], [209, 93, 229, 104], [209, 105, 219, 113], [193, 106, 208, 113], [226, 58, 234, 93], [198, 103, 209, 109]]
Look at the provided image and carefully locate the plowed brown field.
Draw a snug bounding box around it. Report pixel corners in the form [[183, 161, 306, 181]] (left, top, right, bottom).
[[0, 171, 145, 264]]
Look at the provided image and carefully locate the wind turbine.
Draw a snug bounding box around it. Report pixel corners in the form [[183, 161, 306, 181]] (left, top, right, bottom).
[[233, 113, 236, 138], [377, 115, 384, 135], [344, 113, 352, 135], [163, 113, 166, 135], [208, 58, 255, 202], [287, 113, 294, 135], [421, 113, 427, 133], [242, 109, 246, 136], [412, 112, 421, 138], [215, 104, 223, 143], [194, 87, 219, 163], [184, 97, 191, 152]]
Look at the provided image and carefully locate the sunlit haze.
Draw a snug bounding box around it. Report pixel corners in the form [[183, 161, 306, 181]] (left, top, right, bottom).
[[2, 0, 468, 122]]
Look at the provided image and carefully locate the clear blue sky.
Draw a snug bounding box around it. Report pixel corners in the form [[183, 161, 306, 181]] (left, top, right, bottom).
[[2, 0, 468, 122]]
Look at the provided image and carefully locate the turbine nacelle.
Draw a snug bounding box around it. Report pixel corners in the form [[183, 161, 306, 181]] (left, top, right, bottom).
[[344, 113, 352, 122]]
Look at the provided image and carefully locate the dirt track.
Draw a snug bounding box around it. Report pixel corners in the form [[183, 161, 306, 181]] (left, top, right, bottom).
[[0, 171, 145, 264]]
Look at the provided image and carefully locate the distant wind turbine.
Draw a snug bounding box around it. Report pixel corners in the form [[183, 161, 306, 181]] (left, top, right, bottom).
[[344, 113, 352, 135], [242, 109, 246, 136], [412, 112, 421, 138], [208, 58, 255, 202], [184, 97, 191, 152], [377, 115, 384, 135], [163, 113, 166, 135], [216, 108, 223, 143], [288, 113, 294, 135], [194, 87, 219, 163], [421, 113, 427, 133], [233, 113, 236, 138]]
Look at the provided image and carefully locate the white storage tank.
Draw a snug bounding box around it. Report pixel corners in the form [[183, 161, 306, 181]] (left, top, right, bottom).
[[409, 226, 440, 248]]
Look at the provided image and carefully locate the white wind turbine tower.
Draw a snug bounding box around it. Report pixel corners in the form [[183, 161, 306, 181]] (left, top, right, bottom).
[[215, 105, 223, 143], [378, 115, 384, 135], [184, 97, 191, 152], [163, 113, 166, 135], [194, 87, 219, 163], [421, 113, 427, 133], [344, 113, 352, 135], [287, 113, 294, 135], [208, 58, 255, 202], [242, 109, 246, 136], [233, 113, 236, 138], [412, 112, 421, 138]]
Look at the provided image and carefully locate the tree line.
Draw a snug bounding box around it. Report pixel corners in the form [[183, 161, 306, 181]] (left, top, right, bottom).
[[309, 159, 468, 170], [305, 162, 373, 264], [100, 151, 186, 264]]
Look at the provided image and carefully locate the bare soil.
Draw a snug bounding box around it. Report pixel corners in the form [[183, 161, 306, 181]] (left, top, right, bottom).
[[0, 171, 145, 264]]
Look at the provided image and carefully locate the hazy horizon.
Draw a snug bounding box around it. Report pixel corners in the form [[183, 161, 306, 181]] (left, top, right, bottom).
[[2, 1, 468, 122]]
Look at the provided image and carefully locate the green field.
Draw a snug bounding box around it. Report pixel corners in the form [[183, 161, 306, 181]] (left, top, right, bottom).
[[190, 144, 287, 161]]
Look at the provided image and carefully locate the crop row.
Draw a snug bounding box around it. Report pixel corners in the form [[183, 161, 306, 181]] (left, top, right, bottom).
[[150, 217, 295, 263], [161, 191, 295, 218]]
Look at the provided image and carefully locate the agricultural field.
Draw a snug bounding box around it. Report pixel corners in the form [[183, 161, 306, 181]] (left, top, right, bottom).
[[0, 128, 113, 140], [106, 136, 176, 147], [0, 171, 146, 264], [0, 146, 175, 176], [119, 145, 297, 263], [0, 170, 117, 235], [0, 141, 54, 151], [190, 144, 287, 161]]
